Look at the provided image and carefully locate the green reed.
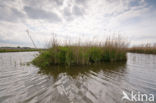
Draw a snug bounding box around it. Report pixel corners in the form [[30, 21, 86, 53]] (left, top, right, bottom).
[[32, 36, 128, 67]]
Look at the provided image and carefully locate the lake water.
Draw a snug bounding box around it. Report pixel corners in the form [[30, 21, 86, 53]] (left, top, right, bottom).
[[0, 52, 156, 103]]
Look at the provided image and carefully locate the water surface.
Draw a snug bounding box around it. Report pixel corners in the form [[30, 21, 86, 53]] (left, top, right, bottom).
[[0, 52, 156, 103]]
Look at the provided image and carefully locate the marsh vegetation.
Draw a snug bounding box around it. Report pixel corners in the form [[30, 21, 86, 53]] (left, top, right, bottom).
[[0, 48, 44, 53], [129, 44, 156, 54], [32, 36, 128, 67]]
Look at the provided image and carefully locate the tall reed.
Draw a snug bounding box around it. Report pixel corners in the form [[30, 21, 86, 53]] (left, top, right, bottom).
[[32, 36, 128, 67], [129, 44, 156, 54]]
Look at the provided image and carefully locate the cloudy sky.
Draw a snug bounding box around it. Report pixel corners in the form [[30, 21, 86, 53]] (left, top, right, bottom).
[[0, 0, 156, 47]]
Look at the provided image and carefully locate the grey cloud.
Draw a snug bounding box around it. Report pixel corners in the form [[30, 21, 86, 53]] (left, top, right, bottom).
[[63, 4, 85, 21], [23, 0, 86, 22], [72, 5, 84, 16], [23, 0, 64, 8], [54, 0, 64, 6], [63, 6, 74, 21], [24, 6, 62, 22], [63, 7, 72, 17], [63, 7, 74, 21], [0, 6, 25, 22], [75, 0, 88, 6]]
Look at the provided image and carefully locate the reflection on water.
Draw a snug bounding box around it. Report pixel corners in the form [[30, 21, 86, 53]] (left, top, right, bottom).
[[38, 63, 126, 79], [0, 52, 156, 103]]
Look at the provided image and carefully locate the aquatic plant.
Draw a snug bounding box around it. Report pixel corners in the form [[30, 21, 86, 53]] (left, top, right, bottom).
[[0, 48, 45, 53], [129, 43, 156, 54], [32, 36, 128, 67]]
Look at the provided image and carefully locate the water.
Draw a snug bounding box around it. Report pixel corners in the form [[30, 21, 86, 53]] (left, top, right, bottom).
[[0, 52, 156, 103]]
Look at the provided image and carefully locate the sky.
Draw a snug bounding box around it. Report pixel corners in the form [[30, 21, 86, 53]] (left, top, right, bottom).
[[0, 0, 156, 48]]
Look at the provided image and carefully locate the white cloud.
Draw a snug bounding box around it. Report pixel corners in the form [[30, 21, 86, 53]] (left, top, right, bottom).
[[0, 0, 156, 47]]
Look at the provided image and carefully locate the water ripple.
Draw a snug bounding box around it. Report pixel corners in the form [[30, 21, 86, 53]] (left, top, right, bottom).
[[0, 52, 156, 103]]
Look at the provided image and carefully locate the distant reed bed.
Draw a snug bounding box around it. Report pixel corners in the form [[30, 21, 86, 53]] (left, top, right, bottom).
[[32, 36, 128, 67], [0, 48, 43, 53], [129, 44, 156, 54]]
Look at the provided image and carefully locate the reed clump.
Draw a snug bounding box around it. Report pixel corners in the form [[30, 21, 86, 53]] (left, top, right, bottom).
[[32, 37, 128, 67], [129, 44, 156, 54]]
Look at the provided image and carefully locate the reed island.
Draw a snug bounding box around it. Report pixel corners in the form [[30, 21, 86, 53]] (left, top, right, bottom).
[[32, 36, 128, 67]]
